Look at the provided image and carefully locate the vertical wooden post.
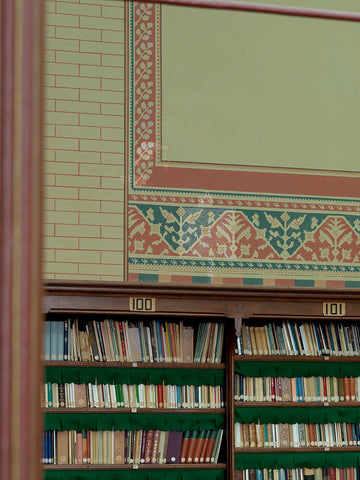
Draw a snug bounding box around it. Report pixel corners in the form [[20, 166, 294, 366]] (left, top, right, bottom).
[[0, 0, 43, 479]]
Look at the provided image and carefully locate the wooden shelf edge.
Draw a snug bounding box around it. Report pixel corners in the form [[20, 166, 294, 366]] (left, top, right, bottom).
[[43, 361, 225, 369], [234, 402, 360, 408], [235, 447, 360, 453], [43, 408, 225, 414], [42, 463, 227, 470], [235, 355, 360, 362]]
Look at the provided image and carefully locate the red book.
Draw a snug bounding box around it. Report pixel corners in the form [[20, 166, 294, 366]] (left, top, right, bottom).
[[193, 430, 206, 463], [118, 322, 127, 361], [199, 430, 211, 463], [157, 384, 164, 408], [144, 430, 154, 464], [186, 431, 198, 463], [140, 430, 147, 464], [309, 423, 315, 447], [349, 377, 356, 402], [328, 468, 336, 480], [270, 377, 276, 402], [180, 430, 191, 463], [322, 377, 328, 402], [344, 377, 351, 402], [204, 430, 217, 463]]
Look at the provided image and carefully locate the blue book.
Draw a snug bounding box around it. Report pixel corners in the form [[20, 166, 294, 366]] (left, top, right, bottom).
[[155, 321, 164, 362], [50, 322, 57, 361], [177, 385, 181, 408], [57, 321, 64, 361], [43, 322, 51, 361], [312, 324, 322, 354], [264, 423, 268, 447], [275, 325, 286, 355], [256, 469, 263, 480]]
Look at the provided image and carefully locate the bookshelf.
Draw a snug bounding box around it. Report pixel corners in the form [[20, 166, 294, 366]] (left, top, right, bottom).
[[43, 281, 360, 480]]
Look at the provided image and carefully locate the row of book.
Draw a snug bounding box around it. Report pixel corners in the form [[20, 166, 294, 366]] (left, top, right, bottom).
[[234, 375, 360, 403], [236, 321, 360, 356], [41, 429, 223, 465], [235, 468, 360, 480], [43, 319, 224, 363], [235, 422, 360, 448], [42, 382, 224, 409]]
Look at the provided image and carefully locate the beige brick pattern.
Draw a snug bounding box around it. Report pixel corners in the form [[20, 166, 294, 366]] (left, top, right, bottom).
[[43, 0, 125, 281]]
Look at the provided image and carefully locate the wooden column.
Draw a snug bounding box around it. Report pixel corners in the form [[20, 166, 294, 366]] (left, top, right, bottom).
[[0, 0, 43, 479]]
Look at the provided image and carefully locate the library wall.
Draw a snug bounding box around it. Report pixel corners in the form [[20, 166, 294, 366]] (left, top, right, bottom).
[[43, 0, 125, 281], [43, 0, 360, 287]]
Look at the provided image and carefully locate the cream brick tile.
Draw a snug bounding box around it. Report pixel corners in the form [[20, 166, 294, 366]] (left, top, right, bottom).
[[45, 87, 79, 101], [101, 226, 123, 238], [101, 251, 123, 264], [46, 38, 80, 52], [80, 212, 123, 226], [100, 153, 124, 165], [44, 1, 56, 12], [102, 30, 123, 43], [57, 125, 100, 139], [56, 26, 101, 41], [101, 176, 124, 189], [43, 249, 55, 262], [44, 186, 78, 199], [44, 149, 56, 161], [44, 99, 56, 110], [43, 273, 56, 280], [57, 3, 101, 16], [48, 211, 79, 224], [45, 161, 78, 175], [56, 175, 100, 188], [46, 14, 80, 27], [100, 201, 124, 213], [56, 225, 100, 237], [79, 237, 120, 250], [43, 262, 79, 274], [80, 139, 123, 154], [44, 137, 79, 150], [102, 55, 124, 68], [44, 75, 56, 87], [44, 51, 56, 62], [44, 174, 55, 186], [80, 0, 123, 5], [79, 188, 121, 201], [56, 100, 100, 114], [56, 249, 100, 263], [44, 237, 79, 249], [44, 26, 56, 38], [80, 41, 123, 55], [43, 199, 55, 211], [102, 6, 125, 19], [80, 90, 123, 103], [101, 127, 123, 141], [80, 17, 123, 30], [54, 273, 100, 280], [100, 103, 124, 115], [56, 51, 101, 66], [56, 199, 100, 212], [79, 264, 123, 275], [80, 164, 123, 177], [80, 65, 123, 79], [44, 125, 56, 136], [45, 112, 79, 125], [101, 275, 123, 281], [80, 114, 120, 127], [43, 224, 55, 236], [56, 150, 100, 163], [56, 76, 100, 89], [101, 79, 124, 91], [45, 62, 79, 76]]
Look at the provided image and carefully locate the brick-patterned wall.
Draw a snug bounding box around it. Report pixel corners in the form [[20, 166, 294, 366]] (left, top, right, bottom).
[[43, 0, 125, 281]]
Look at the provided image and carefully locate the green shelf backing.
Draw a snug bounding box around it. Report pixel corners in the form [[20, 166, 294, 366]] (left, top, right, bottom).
[[44, 412, 224, 431], [44, 469, 226, 480], [235, 451, 360, 469], [45, 367, 224, 386]]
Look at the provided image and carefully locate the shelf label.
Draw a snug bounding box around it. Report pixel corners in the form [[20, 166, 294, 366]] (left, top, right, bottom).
[[323, 302, 345, 317], [129, 297, 155, 312]]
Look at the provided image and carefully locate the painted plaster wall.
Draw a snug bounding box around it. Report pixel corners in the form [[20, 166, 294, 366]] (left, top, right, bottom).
[[43, 0, 125, 281]]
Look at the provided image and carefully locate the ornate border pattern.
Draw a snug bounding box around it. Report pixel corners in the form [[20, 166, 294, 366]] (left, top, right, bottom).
[[127, 2, 360, 284]]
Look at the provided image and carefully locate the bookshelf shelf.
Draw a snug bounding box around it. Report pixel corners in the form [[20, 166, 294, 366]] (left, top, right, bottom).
[[43, 408, 226, 414], [235, 447, 360, 453], [44, 361, 225, 369], [42, 463, 227, 470], [234, 402, 360, 408], [235, 355, 360, 362]]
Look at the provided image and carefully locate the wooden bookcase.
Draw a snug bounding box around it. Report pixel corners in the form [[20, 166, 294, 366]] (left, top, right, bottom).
[[42, 281, 360, 480]]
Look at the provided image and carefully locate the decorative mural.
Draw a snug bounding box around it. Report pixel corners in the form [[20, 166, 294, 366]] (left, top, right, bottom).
[[126, 2, 360, 287]]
